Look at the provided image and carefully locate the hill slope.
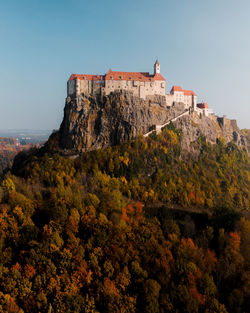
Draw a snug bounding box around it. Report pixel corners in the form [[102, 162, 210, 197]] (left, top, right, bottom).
[[0, 96, 249, 313]]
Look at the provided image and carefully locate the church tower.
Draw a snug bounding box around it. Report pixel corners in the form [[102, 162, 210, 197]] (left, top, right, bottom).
[[154, 59, 160, 74]]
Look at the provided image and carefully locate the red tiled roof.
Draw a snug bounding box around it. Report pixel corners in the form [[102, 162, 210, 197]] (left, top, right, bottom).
[[69, 70, 165, 82], [105, 70, 165, 81], [170, 85, 196, 96], [69, 74, 105, 81], [170, 86, 182, 92], [183, 90, 196, 96], [197, 102, 209, 109]]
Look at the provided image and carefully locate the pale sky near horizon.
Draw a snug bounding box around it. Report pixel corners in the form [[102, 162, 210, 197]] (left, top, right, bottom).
[[0, 0, 249, 130]]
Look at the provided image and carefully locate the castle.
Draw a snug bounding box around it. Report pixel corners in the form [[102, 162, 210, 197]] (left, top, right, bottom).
[[67, 60, 212, 115], [61, 60, 248, 153]]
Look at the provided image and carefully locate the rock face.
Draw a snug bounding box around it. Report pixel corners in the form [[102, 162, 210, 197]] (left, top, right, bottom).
[[174, 113, 247, 153], [58, 91, 247, 153]]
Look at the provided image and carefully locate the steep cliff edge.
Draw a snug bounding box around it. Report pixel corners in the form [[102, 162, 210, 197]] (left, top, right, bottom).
[[58, 91, 247, 153]]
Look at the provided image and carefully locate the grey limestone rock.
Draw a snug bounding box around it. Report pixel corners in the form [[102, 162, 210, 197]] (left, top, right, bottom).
[[58, 91, 247, 154]]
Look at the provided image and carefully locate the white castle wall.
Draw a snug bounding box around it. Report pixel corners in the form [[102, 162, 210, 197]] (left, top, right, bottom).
[[67, 61, 202, 111], [68, 78, 166, 100], [196, 107, 213, 117], [104, 79, 166, 99], [165, 94, 174, 106], [172, 92, 197, 110]]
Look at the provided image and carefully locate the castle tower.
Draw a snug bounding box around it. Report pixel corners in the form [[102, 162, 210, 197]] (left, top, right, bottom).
[[154, 59, 160, 74]]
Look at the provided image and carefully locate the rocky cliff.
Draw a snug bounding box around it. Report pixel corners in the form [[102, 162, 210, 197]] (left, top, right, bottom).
[[58, 91, 247, 154]]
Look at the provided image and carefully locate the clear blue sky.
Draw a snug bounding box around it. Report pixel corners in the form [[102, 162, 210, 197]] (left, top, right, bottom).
[[0, 0, 249, 130]]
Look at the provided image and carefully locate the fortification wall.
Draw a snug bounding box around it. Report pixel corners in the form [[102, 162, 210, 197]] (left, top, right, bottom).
[[68, 79, 166, 99], [104, 80, 165, 99], [67, 80, 75, 95]]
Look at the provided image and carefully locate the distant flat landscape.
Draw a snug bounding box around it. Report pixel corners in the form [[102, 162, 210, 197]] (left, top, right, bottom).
[[0, 129, 52, 144], [0, 130, 52, 174]]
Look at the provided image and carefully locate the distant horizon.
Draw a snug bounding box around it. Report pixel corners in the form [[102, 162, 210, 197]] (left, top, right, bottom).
[[1, 0, 250, 129], [0, 129, 53, 133], [0, 129, 53, 139], [0, 129, 52, 131]]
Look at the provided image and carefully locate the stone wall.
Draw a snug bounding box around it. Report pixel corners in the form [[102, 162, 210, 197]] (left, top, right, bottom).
[[67, 78, 166, 99]]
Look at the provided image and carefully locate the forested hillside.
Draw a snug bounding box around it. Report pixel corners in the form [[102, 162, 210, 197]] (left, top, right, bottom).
[[0, 138, 18, 175], [0, 125, 249, 312], [0, 137, 39, 176], [241, 129, 250, 150]]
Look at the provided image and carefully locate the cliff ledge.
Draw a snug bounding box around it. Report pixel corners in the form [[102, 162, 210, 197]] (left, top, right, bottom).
[[57, 91, 247, 154]]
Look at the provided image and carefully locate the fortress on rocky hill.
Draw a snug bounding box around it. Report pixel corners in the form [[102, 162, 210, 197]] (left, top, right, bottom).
[[60, 60, 246, 153], [67, 60, 211, 115]]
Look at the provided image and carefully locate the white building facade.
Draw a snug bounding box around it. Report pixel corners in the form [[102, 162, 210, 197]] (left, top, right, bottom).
[[67, 60, 166, 100], [67, 60, 203, 113], [168, 86, 197, 110], [196, 102, 213, 116]]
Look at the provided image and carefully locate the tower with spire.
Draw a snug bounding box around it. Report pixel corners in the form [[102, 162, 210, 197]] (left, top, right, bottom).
[[154, 59, 160, 74]]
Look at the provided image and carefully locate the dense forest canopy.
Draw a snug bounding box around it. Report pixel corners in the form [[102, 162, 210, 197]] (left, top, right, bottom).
[[241, 129, 250, 150], [0, 138, 18, 176], [0, 125, 249, 312]]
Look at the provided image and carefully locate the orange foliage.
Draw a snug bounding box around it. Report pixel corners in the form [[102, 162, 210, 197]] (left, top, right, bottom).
[[189, 191, 195, 200], [47, 276, 61, 293], [11, 262, 22, 273], [121, 202, 144, 226], [103, 278, 120, 297], [86, 270, 93, 285], [229, 232, 241, 251], [67, 216, 79, 234], [24, 264, 36, 279], [204, 249, 217, 272], [6, 298, 20, 313], [188, 272, 206, 305], [195, 196, 200, 205], [181, 238, 197, 251]]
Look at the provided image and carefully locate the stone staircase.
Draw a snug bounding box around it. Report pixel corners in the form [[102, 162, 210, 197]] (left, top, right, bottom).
[[143, 108, 190, 137]]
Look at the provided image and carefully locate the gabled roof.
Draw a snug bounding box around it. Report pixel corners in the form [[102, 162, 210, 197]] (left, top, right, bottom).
[[69, 74, 105, 81], [105, 70, 165, 81], [170, 85, 196, 96], [69, 69, 165, 82], [183, 90, 196, 96], [170, 86, 182, 92], [197, 102, 209, 109]]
